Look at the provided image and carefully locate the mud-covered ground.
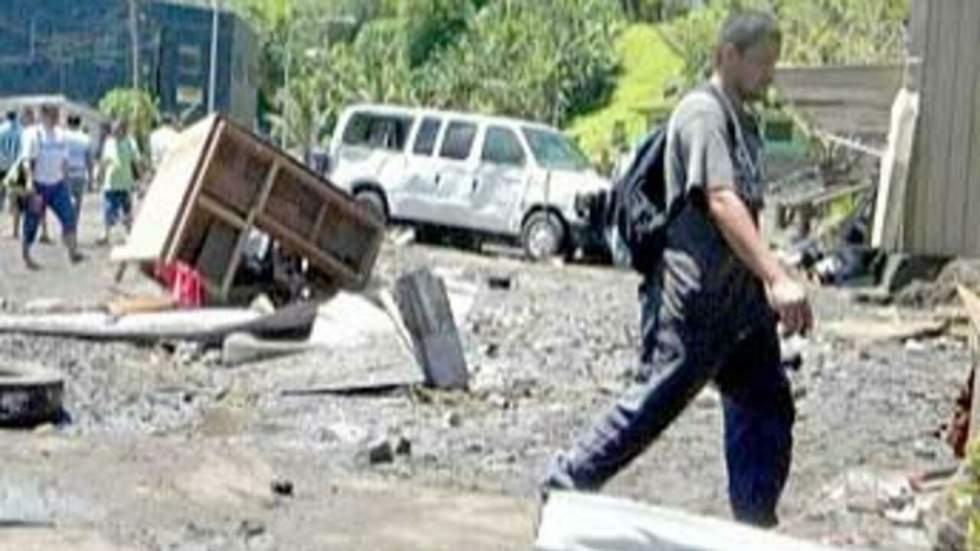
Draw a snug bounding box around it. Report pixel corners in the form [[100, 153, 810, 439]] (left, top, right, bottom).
[[0, 194, 972, 550]]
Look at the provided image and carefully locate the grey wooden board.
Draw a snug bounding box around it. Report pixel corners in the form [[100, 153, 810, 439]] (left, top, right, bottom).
[[394, 270, 469, 389], [111, 116, 216, 262], [535, 492, 845, 551], [774, 64, 903, 138]]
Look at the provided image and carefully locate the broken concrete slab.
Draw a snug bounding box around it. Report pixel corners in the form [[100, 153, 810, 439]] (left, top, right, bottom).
[[535, 491, 845, 551], [221, 332, 314, 367]]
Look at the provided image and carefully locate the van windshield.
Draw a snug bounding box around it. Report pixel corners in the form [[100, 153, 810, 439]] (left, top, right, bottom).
[[521, 127, 590, 172]]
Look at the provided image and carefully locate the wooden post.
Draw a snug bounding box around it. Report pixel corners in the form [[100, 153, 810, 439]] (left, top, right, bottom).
[[393, 269, 468, 390]]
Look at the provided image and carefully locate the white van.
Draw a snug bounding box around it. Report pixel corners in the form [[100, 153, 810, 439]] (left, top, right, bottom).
[[326, 104, 610, 260]]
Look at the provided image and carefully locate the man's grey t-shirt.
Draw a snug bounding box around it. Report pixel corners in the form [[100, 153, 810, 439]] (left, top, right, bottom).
[[658, 85, 774, 339]]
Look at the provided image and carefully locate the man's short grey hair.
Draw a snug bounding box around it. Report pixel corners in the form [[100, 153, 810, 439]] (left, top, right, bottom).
[[717, 9, 781, 60]]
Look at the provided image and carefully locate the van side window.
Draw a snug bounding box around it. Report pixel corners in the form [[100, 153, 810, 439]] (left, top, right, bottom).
[[481, 127, 526, 167], [439, 121, 477, 161], [412, 117, 442, 156], [342, 113, 414, 151]]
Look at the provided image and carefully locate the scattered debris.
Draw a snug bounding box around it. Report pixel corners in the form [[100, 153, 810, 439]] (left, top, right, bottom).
[[487, 392, 510, 410], [444, 411, 462, 429], [394, 436, 412, 457], [487, 275, 514, 290], [390, 227, 417, 247], [271, 479, 294, 498], [367, 438, 395, 465], [106, 295, 177, 317], [823, 317, 949, 343], [0, 363, 65, 428]]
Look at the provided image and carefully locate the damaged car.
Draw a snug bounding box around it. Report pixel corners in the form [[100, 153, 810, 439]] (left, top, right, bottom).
[[326, 104, 611, 261]]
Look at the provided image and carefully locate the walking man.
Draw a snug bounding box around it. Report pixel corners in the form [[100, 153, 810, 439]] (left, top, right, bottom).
[[98, 119, 141, 245], [22, 104, 83, 269], [65, 114, 94, 222], [542, 10, 812, 527]]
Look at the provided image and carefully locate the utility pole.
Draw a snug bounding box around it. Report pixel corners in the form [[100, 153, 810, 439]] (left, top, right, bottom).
[[208, 0, 219, 113], [129, 0, 139, 89]]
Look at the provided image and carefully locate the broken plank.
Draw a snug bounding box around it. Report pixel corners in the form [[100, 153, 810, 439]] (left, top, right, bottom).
[[823, 317, 949, 343], [536, 491, 843, 551]]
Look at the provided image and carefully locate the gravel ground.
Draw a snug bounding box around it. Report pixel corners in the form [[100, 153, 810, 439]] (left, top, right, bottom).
[[0, 194, 972, 549]]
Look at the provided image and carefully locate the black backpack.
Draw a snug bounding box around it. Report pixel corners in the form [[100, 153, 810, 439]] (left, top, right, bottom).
[[597, 85, 738, 274]]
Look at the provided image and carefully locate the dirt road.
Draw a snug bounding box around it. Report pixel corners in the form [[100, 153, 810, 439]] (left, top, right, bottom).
[[0, 192, 968, 549]]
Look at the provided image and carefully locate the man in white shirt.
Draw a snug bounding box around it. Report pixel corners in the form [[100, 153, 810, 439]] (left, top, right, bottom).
[[149, 114, 181, 170], [64, 114, 94, 222], [22, 104, 83, 269]]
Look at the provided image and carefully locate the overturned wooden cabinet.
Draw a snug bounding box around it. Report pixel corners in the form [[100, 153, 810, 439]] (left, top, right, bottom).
[[113, 115, 384, 302]]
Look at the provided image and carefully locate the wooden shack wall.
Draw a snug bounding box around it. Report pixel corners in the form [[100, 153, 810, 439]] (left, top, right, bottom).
[[903, 0, 980, 257]]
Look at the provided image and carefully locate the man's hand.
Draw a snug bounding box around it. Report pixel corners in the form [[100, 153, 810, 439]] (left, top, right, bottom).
[[706, 188, 814, 335], [767, 273, 812, 336]]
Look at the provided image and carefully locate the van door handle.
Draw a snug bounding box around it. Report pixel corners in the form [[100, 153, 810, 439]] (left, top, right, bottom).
[[434, 174, 441, 186], [472, 178, 479, 192]]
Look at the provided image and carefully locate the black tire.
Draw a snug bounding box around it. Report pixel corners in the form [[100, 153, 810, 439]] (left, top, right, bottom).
[[0, 364, 65, 428], [521, 211, 566, 261], [354, 189, 387, 224]]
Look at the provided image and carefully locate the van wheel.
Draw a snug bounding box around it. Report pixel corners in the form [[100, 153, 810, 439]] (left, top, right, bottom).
[[522, 212, 566, 261], [354, 189, 387, 224]]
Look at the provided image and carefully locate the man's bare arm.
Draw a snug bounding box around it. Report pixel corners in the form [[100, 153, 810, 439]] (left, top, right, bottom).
[[706, 187, 812, 334]]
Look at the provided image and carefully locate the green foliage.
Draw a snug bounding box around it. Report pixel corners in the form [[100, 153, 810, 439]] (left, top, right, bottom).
[[266, 0, 623, 153], [97, 88, 159, 144], [663, 0, 910, 91], [567, 24, 681, 159]]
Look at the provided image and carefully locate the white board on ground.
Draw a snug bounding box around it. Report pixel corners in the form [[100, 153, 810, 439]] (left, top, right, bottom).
[[536, 492, 844, 551]]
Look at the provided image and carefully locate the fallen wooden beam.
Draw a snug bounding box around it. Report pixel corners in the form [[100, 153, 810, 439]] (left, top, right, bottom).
[[0, 303, 317, 345], [536, 491, 844, 551], [823, 317, 949, 343]]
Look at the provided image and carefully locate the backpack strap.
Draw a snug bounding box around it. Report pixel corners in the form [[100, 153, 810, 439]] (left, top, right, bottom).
[[701, 82, 760, 179]]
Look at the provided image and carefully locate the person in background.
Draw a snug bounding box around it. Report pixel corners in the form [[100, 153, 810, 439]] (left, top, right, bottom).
[[149, 113, 181, 170], [0, 110, 21, 226], [98, 119, 141, 245], [65, 114, 94, 222], [15, 107, 51, 243], [22, 104, 83, 269]]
